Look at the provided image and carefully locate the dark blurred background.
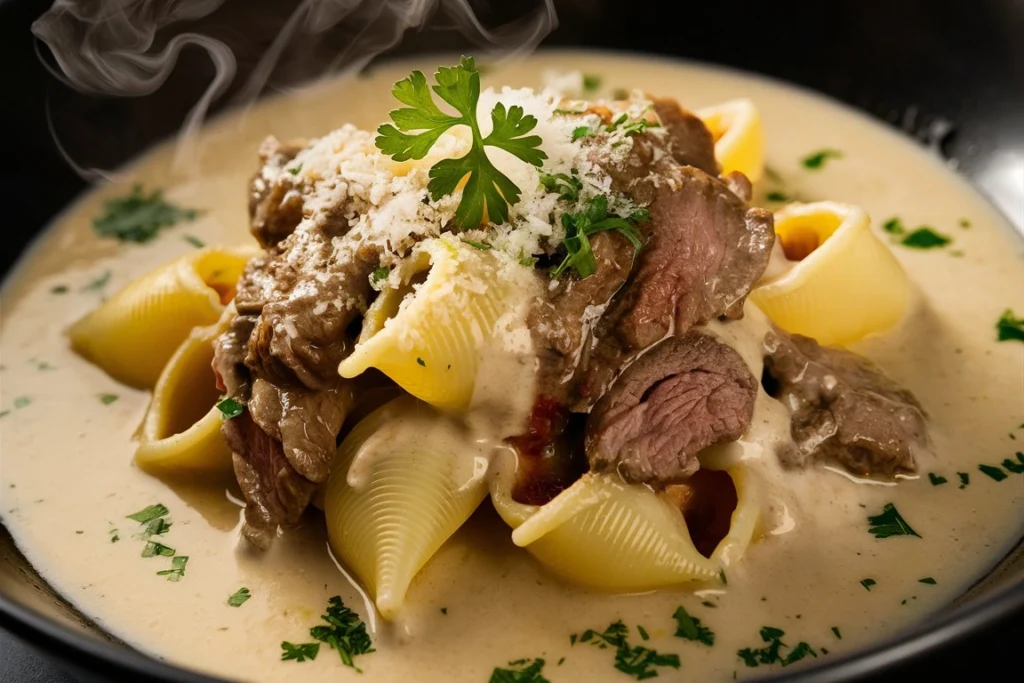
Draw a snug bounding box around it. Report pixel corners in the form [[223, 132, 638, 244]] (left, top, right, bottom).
[[1, 0, 1022, 681]]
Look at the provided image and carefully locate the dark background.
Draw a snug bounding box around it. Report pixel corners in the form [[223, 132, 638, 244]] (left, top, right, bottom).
[[1, 0, 1022, 681]]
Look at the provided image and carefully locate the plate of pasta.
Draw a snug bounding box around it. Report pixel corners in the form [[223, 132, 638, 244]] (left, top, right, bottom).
[[1, 49, 1023, 683]]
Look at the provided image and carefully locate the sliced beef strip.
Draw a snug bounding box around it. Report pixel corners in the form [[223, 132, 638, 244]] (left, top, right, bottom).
[[762, 326, 927, 477], [586, 330, 757, 485], [651, 97, 719, 176], [248, 136, 308, 249]]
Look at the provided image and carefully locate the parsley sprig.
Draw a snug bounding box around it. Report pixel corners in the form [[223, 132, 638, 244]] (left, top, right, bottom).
[[376, 56, 547, 228], [551, 195, 647, 279]]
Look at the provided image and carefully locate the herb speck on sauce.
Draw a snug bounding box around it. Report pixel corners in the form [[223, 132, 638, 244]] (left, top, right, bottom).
[[280, 641, 319, 663], [127, 504, 170, 524], [831, 626, 841, 639], [801, 149, 843, 169], [673, 605, 715, 646], [958, 472, 970, 488], [156, 555, 188, 581], [1002, 454, 1024, 473], [416, 357, 427, 367], [766, 190, 790, 202], [958, 218, 971, 228], [489, 657, 550, 683], [141, 541, 175, 558], [918, 577, 937, 585], [576, 620, 680, 680], [440, 607, 448, 615], [299, 596, 375, 671], [900, 227, 952, 250], [995, 310, 1024, 342], [737, 626, 819, 668], [227, 587, 251, 607], [13, 396, 32, 410], [928, 472, 947, 486], [99, 393, 119, 405], [867, 503, 920, 538], [582, 73, 602, 92], [978, 464, 1008, 482], [93, 185, 199, 244], [860, 578, 876, 591], [183, 234, 205, 248]]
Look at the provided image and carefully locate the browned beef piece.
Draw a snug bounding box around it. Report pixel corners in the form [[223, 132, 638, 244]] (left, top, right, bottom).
[[224, 411, 317, 549], [586, 330, 757, 485], [248, 136, 307, 249], [652, 98, 719, 176], [212, 313, 255, 397], [762, 327, 927, 477]]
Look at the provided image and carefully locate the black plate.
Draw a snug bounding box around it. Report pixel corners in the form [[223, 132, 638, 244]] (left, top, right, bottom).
[[2, 0, 1023, 681]]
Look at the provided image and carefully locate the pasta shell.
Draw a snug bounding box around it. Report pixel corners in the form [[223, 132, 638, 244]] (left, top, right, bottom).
[[69, 245, 256, 389], [750, 202, 910, 346], [323, 396, 488, 620], [696, 98, 765, 183], [338, 235, 522, 413], [490, 462, 759, 591], [134, 311, 234, 476]]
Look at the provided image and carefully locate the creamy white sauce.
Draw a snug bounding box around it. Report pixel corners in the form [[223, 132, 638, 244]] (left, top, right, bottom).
[[2, 51, 1024, 683]]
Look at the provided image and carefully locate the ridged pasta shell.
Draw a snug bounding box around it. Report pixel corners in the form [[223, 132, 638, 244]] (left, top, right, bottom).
[[323, 395, 488, 620], [490, 462, 759, 591], [750, 202, 909, 346], [338, 235, 521, 413], [696, 98, 765, 183], [134, 311, 234, 476], [69, 245, 256, 389]]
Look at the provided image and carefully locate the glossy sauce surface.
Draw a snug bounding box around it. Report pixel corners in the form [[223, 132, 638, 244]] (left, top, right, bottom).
[[2, 51, 1023, 682]]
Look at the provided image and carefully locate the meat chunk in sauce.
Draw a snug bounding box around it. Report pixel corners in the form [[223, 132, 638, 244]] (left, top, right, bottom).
[[762, 326, 927, 477], [586, 330, 757, 485]]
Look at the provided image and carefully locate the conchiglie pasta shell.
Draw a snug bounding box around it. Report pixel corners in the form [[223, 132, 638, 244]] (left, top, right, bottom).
[[69, 246, 256, 389], [324, 396, 488, 620], [696, 98, 765, 183], [491, 463, 759, 591], [750, 202, 909, 346], [134, 310, 234, 476], [338, 236, 517, 413]]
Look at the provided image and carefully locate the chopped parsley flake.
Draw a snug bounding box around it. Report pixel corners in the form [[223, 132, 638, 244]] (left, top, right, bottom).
[[307, 596, 375, 671], [50, 285, 68, 294], [462, 239, 493, 250], [416, 357, 426, 367], [370, 266, 390, 291], [582, 73, 602, 92], [440, 607, 448, 615], [13, 396, 31, 410], [737, 626, 818, 669], [978, 464, 1008, 482], [860, 578, 876, 591], [109, 527, 120, 543], [139, 517, 172, 538], [637, 625, 650, 641], [552, 196, 646, 280], [183, 234, 205, 248], [831, 627, 841, 639], [611, 87, 629, 100], [959, 218, 971, 228], [867, 503, 920, 538], [216, 397, 245, 419], [766, 191, 790, 202], [157, 555, 188, 582], [719, 569, 728, 585], [673, 606, 715, 646], [1002, 453, 1024, 473], [577, 620, 680, 680], [539, 169, 583, 201], [928, 472, 947, 486], [99, 393, 119, 405], [918, 577, 937, 585], [127, 504, 169, 524], [490, 657, 550, 683], [281, 641, 320, 662], [93, 185, 198, 244], [571, 125, 592, 141], [375, 57, 547, 228], [82, 270, 112, 292], [288, 164, 303, 175], [141, 541, 175, 558], [958, 472, 970, 488], [227, 587, 251, 607], [801, 149, 843, 169], [882, 217, 906, 235], [900, 227, 951, 249], [996, 310, 1024, 342]]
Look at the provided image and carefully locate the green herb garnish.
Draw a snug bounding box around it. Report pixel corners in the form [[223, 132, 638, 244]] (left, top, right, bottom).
[[958, 472, 970, 488], [183, 235, 205, 248], [582, 74, 602, 92], [882, 217, 905, 235], [51, 285, 69, 294], [416, 357, 426, 367], [551, 196, 646, 279], [93, 185, 198, 244], [288, 164, 303, 175], [462, 239, 493, 250], [766, 191, 790, 202], [370, 266, 390, 291], [308, 596, 375, 671], [958, 218, 971, 228], [139, 517, 172, 538], [860, 578, 876, 591], [539, 170, 583, 201], [577, 620, 681, 680], [737, 626, 818, 669], [157, 555, 188, 581], [901, 227, 951, 249], [141, 541, 175, 558], [928, 472, 947, 486], [375, 57, 547, 228], [978, 464, 1008, 482], [216, 397, 245, 419], [801, 149, 843, 169], [867, 503, 920, 538], [99, 393, 119, 405], [228, 587, 251, 607], [82, 270, 112, 292], [440, 607, 448, 615], [490, 658, 550, 683], [1002, 453, 1024, 473], [996, 310, 1024, 342], [13, 396, 31, 410], [831, 627, 841, 639], [281, 641, 320, 662], [572, 125, 592, 141], [919, 577, 937, 585], [127, 504, 169, 524], [673, 606, 715, 646]]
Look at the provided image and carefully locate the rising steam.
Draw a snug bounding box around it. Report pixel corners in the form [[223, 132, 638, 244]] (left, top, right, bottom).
[[32, 0, 557, 176]]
